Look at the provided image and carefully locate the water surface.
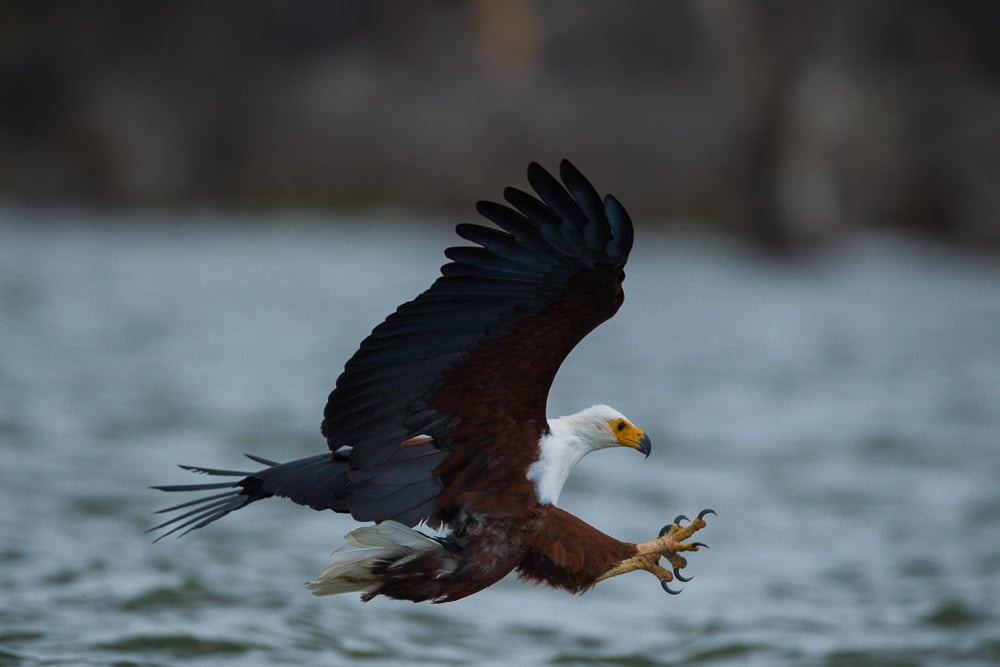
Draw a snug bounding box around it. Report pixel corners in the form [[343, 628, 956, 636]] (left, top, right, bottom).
[[1, 217, 998, 666]]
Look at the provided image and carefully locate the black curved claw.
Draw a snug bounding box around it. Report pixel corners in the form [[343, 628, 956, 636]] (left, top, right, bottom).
[[697, 508, 717, 521], [690, 541, 709, 550], [658, 524, 672, 537], [673, 514, 690, 526], [673, 567, 694, 583], [661, 580, 682, 595]]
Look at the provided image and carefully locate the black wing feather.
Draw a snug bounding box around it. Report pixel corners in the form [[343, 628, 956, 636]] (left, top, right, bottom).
[[526, 162, 587, 231], [603, 194, 634, 258], [560, 161, 611, 250]]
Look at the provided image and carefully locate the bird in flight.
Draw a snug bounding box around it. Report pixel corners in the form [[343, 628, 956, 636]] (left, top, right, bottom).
[[151, 160, 713, 602]]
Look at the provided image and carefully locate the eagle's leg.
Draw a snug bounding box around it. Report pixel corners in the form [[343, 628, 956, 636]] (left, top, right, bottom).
[[595, 509, 714, 593]]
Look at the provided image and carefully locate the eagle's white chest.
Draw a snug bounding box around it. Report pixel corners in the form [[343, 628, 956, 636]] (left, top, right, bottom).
[[525, 425, 594, 506]]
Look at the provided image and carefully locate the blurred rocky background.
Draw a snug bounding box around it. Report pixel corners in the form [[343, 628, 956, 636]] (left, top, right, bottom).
[[2, 0, 999, 249]]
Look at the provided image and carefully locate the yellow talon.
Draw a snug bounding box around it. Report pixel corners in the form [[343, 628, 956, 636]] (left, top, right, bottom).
[[595, 509, 714, 593]]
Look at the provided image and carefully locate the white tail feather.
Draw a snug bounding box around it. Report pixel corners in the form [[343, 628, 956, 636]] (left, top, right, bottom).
[[305, 521, 443, 596]]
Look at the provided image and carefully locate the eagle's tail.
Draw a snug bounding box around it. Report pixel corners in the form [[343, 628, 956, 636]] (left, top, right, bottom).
[[305, 521, 446, 598], [148, 453, 347, 541]]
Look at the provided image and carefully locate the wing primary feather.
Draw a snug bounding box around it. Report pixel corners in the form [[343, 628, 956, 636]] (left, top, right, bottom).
[[474, 200, 538, 234], [177, 464, 252, 477], [527, 161, 586, 230], [503, 187, 561, 229], [243, 454, 280, 466], [603, 194, 634, 258], [150, 495, 240, 525], [439, 263, 542, 284], [148, 496, 243, 540], [474, 201, 554, 253], [559, 160, 610, 249], [502, 187, 583, 257], [150, 482, 238, 494], [443, 246, 547, 278], [455, 223, 551, 265], [160, 506, 239, 541], [559, 160, 604, 222], [151, 490, 239, 513]]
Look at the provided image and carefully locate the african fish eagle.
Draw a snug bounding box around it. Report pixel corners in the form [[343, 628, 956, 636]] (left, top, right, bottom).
[[151, 160, 713, 602]]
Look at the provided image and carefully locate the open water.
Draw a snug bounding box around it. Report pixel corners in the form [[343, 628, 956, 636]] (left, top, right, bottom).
[[1, 215, 998, 666]]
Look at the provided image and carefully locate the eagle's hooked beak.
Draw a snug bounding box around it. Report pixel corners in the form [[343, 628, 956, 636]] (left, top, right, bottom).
[[637, 433, 652, 458]]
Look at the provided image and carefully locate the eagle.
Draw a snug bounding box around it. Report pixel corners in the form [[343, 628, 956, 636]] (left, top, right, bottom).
[[151, 160, 713, 603]]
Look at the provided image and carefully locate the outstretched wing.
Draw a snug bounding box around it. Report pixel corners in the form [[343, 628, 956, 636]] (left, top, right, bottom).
[[322, 160, 634, 521]]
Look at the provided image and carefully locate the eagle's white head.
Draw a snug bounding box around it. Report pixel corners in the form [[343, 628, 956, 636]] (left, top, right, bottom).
[[527, 404, 651, 505]]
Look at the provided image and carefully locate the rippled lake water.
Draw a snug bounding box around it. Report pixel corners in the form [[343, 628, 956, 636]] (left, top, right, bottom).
[[1, 215, 998, 666]]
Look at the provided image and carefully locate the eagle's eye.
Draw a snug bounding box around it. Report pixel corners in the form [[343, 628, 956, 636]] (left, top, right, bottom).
[[616, 421, 626, 432]]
